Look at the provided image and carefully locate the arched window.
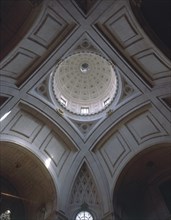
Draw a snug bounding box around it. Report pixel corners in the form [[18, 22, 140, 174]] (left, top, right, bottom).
[[75, 211, 93, 220]]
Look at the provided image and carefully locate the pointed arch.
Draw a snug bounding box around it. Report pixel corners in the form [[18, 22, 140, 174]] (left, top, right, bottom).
[[69, 162, 100, 206], [63, 159, 105, 219]]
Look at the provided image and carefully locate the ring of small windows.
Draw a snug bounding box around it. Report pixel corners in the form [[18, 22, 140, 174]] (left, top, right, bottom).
[[59, 96, 112, 115]]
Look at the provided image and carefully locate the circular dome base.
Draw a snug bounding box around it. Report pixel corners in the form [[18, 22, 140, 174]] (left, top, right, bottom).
[[52, 52, 118, 116]]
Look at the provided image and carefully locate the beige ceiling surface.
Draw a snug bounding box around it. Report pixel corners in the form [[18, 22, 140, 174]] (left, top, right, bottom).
[[0, 142, 57, 216]]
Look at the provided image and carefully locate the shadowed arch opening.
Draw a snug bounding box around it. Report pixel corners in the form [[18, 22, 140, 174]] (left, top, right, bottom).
[[0, 141, 57, 220], [0, 0, 43, 61], [0, 177, 26, 220], [130, 0, 171, 59], [113, 145, 171, 220]]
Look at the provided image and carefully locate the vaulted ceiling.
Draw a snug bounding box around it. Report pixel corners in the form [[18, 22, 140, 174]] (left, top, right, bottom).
[[0, 0, 171, 219]]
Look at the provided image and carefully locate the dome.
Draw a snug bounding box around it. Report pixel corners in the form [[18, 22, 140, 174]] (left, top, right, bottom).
[[52, 52, 118, 115]]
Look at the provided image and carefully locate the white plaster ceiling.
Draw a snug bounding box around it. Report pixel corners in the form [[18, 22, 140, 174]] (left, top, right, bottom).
[[0, 0, 170, 218], [52, 52, 118, 115]]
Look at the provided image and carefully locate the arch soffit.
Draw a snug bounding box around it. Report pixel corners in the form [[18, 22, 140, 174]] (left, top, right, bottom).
[[129, 0, 171, 59], [0, 0, 45, 61], [111, 142, 171, 200], [0, 139, 58, 216]]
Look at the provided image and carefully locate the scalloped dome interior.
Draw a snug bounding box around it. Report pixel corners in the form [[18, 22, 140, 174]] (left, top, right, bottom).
[[52, 52, 118, 115]]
